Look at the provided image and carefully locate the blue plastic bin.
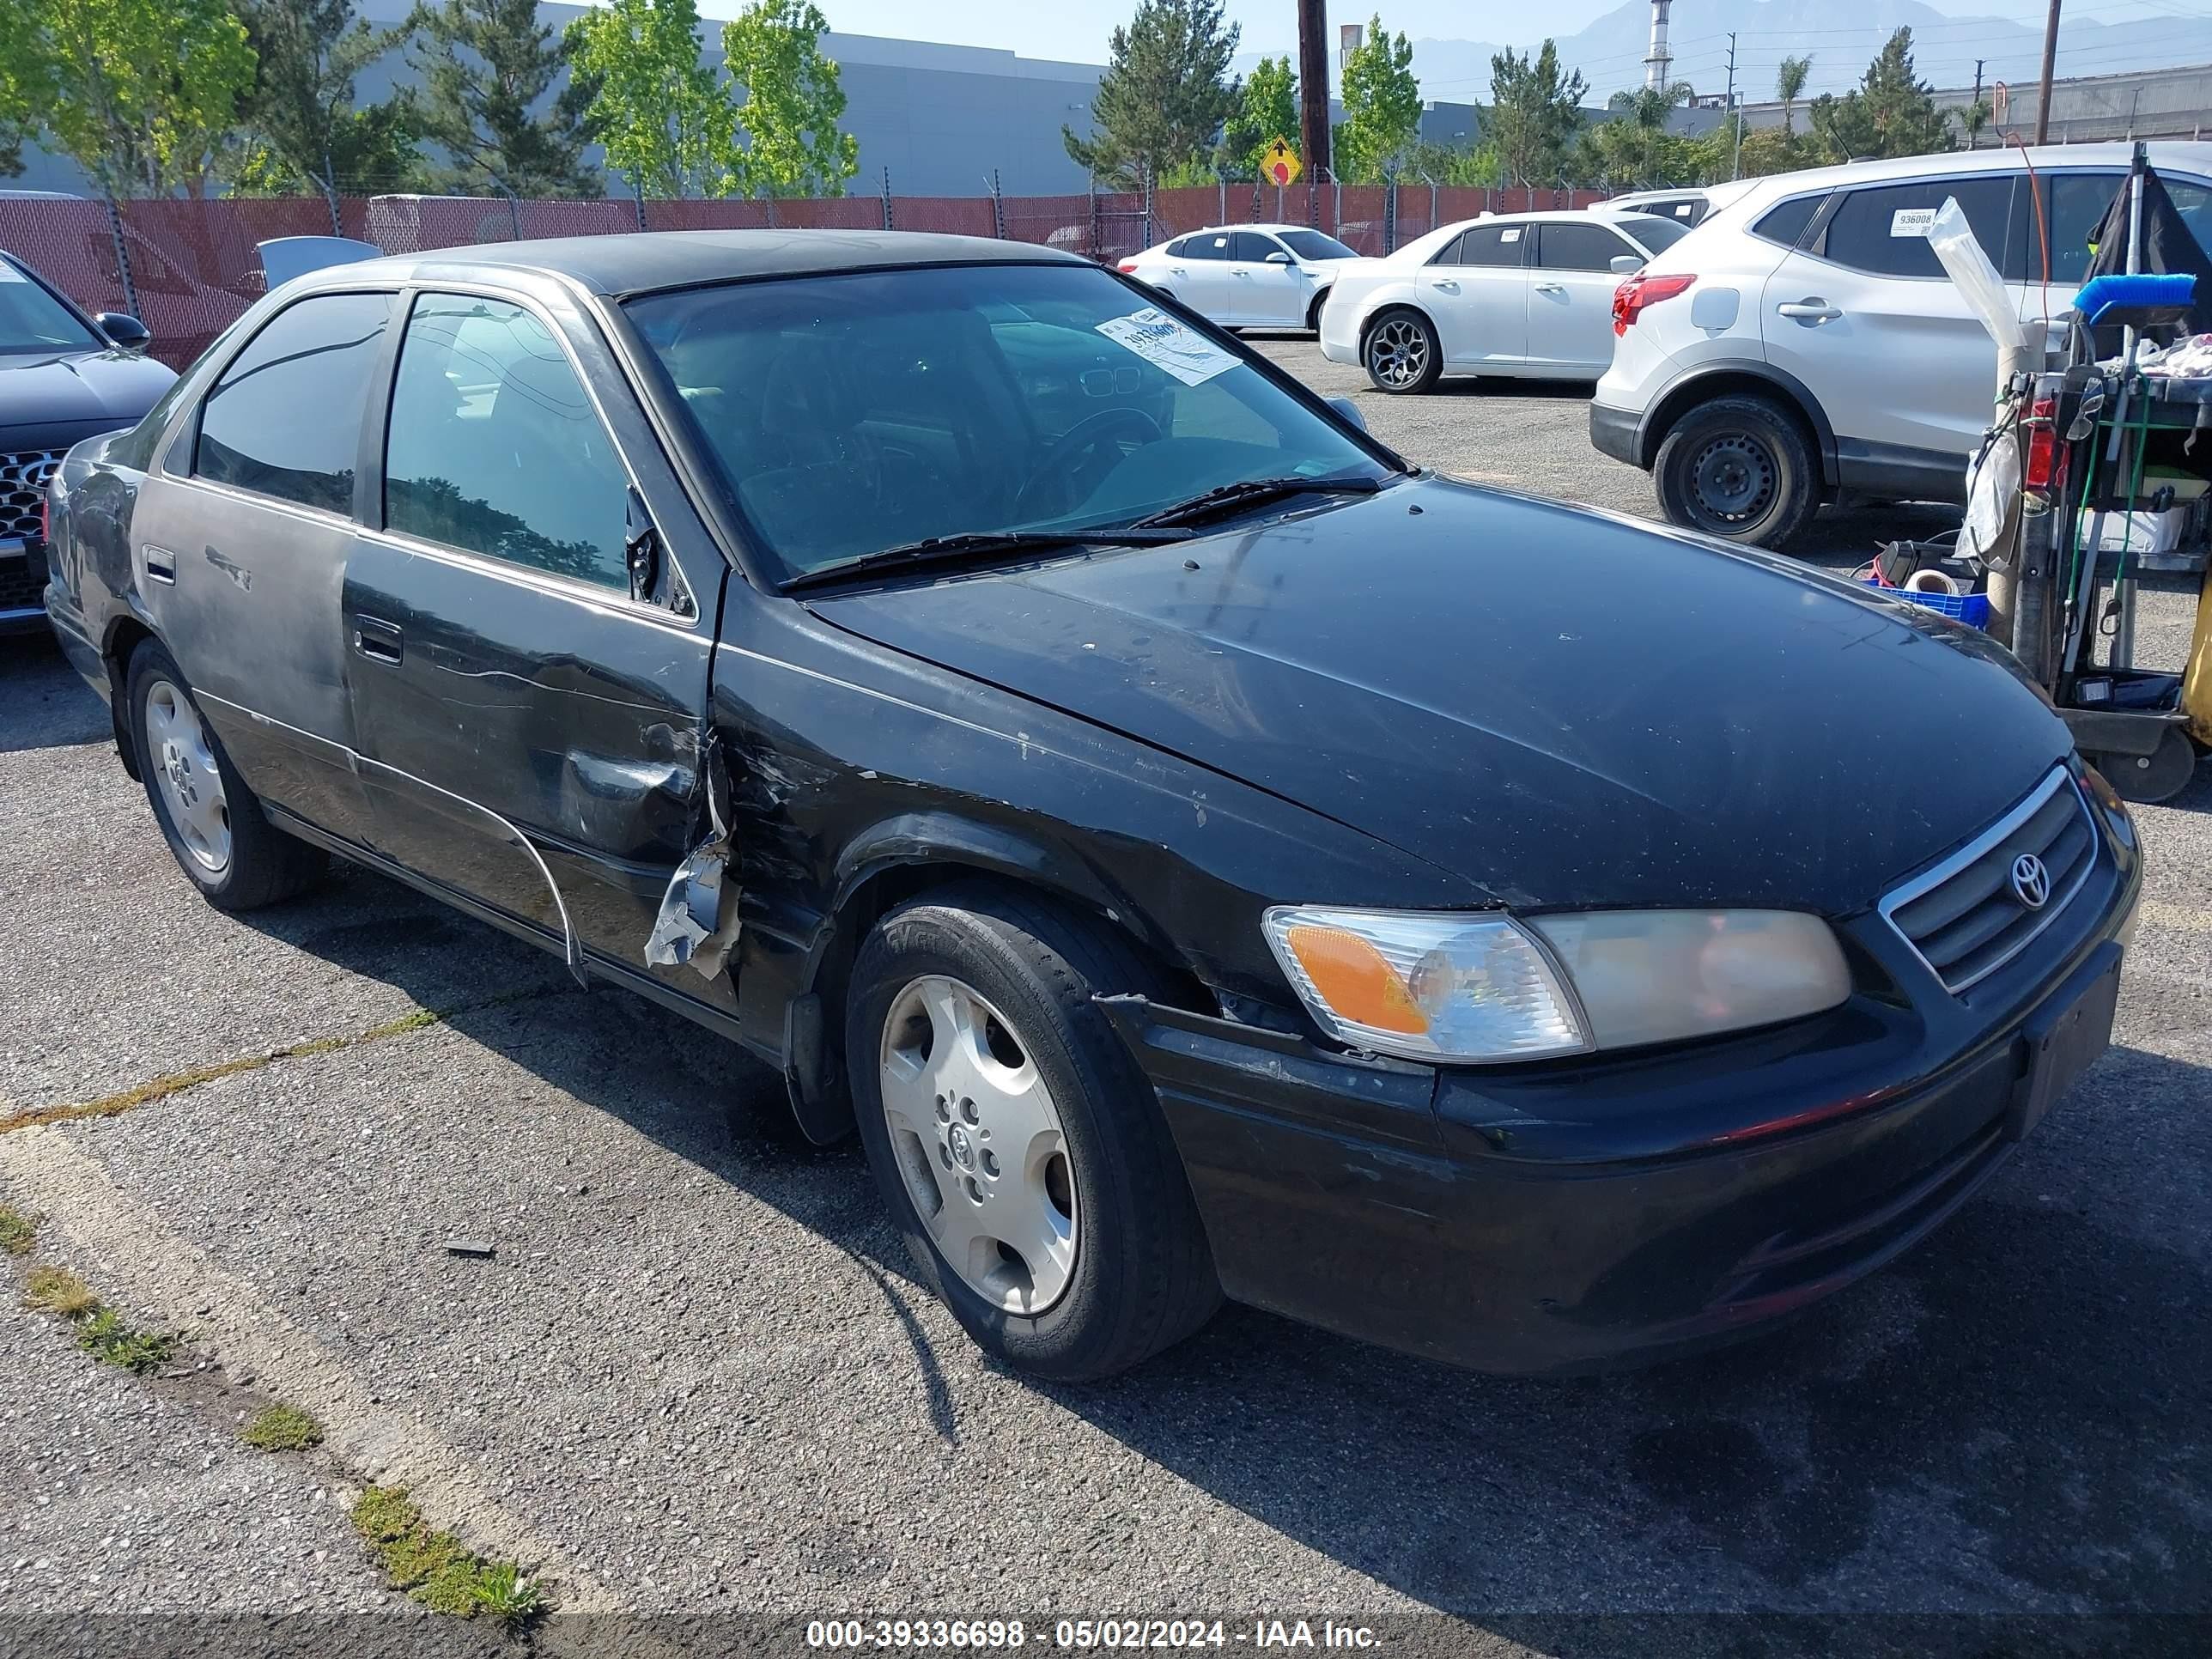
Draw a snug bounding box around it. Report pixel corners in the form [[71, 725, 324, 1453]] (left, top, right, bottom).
[[1862, 579, 1991, 629]]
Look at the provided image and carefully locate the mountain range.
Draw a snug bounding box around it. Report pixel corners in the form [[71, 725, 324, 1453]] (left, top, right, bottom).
[[1237, 0, 2212, 107]]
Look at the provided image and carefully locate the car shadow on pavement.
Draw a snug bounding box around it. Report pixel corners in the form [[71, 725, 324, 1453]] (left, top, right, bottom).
[[0, 635, 113, 754], [238, 869, 2212, 1648]]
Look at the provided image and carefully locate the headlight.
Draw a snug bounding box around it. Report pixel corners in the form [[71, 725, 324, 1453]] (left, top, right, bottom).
[[1262, 906, 1850, 1064]]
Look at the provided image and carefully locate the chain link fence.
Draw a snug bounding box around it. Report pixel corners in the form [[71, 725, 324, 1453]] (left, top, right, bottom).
[[0, 180, 1606, 368]]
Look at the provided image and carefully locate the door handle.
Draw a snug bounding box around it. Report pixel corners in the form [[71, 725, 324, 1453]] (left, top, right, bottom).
[[351, 615, 404, 665], [1170, 267, 1187, 276], [1431, 278, 1459, 292], [1233, 269, 1251, 278], [1534, 282, 1566, 295], [1778, 299, 1843, 325], [143, 545, 176, 585]]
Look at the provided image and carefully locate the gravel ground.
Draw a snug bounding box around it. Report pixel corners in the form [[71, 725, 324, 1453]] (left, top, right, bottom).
[[1, 349, 2208, 1655]]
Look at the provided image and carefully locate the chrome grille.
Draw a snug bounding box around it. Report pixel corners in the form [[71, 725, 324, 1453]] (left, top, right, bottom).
[[0, 448, 64, 544], [1880, 766, 2097, 994]]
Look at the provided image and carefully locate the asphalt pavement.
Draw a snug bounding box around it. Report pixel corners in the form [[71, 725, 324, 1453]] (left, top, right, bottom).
[[1, 343, 2207, 1657]]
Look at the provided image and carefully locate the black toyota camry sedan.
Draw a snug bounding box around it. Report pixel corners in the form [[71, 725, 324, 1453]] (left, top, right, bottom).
[[1, 249, 168, 634], [42, 232, 2140, 1380]]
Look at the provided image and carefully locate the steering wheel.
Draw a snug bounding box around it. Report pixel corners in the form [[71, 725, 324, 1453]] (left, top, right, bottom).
[[1013, 405, 1164, 521]]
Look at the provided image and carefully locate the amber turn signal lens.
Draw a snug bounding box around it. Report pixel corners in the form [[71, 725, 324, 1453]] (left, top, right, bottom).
[[1282, 926, 1429, 1035]]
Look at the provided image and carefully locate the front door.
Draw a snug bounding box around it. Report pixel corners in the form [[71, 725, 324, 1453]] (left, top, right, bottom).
[[129, 289, 396, 848], [343, 288, 728, 1006], [1526, 219, 1642, 374], [1424, 222, 1530, 367], [1760, 172, 2025, 471]]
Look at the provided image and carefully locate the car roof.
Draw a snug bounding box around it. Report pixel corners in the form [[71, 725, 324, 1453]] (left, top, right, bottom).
[[288, 228, 1088, 300], [1722, 140, 2212, 210]]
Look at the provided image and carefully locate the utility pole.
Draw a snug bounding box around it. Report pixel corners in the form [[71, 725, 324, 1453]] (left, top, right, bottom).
[[2035, 0, 2061, 144], [1972, 58, 1984, 148], [1297, 0, 1332, 222], [1725, 33, 1741, 181]]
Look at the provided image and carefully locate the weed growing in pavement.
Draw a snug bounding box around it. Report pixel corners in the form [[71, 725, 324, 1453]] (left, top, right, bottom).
[[242, 1402, 325, 1451], [23, 1264, 99, 1318], [0, 1204, 33, 1256], [349, 1485, 546, 1625]]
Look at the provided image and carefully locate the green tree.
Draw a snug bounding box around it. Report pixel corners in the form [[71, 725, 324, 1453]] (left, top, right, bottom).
[[1775, 54, 1811, 136], [720, 0, 857, 198], [1807, 27, 1951, 164], [1406, 138, 1500, 188], [1337, 15, 1421, 183], [567, 0, 736, 198], [406, 0, 599, 198], [1486, 40, 1586, 195], [1583, 82, 1698, 190], [0, 0, 255, 197], [1062, 0, 1239, 189], [232, 0, 422, 205], [1959, 98, 1991, 149], [1221, 53, 1295, 178]]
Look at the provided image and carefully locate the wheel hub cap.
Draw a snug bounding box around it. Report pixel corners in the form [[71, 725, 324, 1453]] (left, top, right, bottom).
[[1369, 320, 1427, 387], [144, 680, 231, 876], [879, 975, 1078, 1315], [1689, 434, 1776, 525]]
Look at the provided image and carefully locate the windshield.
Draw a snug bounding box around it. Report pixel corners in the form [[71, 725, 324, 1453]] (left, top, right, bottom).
[[1277, 229, 1358, 261], [0, 258, 100, 354], [627, 263, 1386, 583], [1624, 215, 1692, 253]]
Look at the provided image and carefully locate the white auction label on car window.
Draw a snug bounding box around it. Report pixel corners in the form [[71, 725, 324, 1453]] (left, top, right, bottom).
[[1890, 207, 1939, 238], [1095, 307, 1240, 387], [1500, 227, 1522, 242]]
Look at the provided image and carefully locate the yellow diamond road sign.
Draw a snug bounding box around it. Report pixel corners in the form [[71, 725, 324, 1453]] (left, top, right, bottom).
[[1263, 137, 1301, 189]]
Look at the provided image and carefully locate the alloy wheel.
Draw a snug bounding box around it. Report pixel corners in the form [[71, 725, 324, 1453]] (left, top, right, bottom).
[[143, 679, 231, 875], [1366, 318, 1429, 389], [878, 974, 1079, 1315]]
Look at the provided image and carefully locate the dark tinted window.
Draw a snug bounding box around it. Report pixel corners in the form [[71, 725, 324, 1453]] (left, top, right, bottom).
[[1232, 232, 1285, 262], [1437, 225, 1523, 267], [1537, 222, 1637, 272], [1278, 229, 1357, 261], [1820, 177, 2017, 278], [1181, 234, 1233, 261], [383, 294, 629, 591], [1753, 194, 1824, 249], [0, 257, 100, 353], [195, 291, 389, 514], [1624, 216, 1691, 253]]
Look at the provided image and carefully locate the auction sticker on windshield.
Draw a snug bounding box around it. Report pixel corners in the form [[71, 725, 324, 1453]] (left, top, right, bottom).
[[1096, 307, 1239, 387]]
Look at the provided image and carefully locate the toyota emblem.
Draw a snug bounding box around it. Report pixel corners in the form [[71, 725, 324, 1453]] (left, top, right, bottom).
[[2010, 852, 2051, 910]]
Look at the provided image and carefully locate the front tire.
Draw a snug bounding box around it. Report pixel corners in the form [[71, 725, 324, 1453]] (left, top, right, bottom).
[[1362, 307, 1441, 393], [847, 884, 1220, 1381], [1653, 394, 1818, 548], [126, 641, 325, 911]]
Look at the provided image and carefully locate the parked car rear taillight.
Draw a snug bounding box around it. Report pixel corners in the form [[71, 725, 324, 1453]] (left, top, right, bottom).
[[1612, 272, 1695, 336], [1116, 260, 1139, 273]]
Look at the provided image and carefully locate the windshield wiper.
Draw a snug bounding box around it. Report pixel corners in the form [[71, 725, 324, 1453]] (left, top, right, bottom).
[[1132, 473, 1384, 530], [781, 526, 1194, 592]]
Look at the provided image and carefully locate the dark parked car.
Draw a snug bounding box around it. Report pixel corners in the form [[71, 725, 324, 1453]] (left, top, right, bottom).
[[0, 249, 169, 634], [43, 233, 2141, 1380]]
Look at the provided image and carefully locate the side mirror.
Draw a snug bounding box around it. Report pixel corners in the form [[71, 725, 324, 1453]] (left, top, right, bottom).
[[1266, 250, 1292, 264], [95, 312, 152, 352], [1327, 395, 1368, 433], [624, 485, 660, 605], [1610, 255, 1644, 276]]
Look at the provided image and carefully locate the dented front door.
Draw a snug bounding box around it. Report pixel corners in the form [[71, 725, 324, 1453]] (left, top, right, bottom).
[[341, 285, 730, 1006]]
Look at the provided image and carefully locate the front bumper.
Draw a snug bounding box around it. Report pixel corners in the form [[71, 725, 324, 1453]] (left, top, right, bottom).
[[1102, 813, 2141, 1375], [1589, 399, 1641, 468]]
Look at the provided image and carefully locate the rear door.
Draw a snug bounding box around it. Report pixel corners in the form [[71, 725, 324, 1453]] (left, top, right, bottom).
[[129, 289, 394, 847], [1176, 232, 1237, 320], [1527, 219, 1643, 374], [1759, 171, 2023, 475], [1225, 231, 1305, 326], [1424, 223, 1530, 366], [343, 285, 729, 1005]]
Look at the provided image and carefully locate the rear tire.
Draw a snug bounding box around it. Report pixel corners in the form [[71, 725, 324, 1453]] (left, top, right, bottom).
[[1654, 394, 1818, 548], [847, 884, 1220, 1381], [126, 641, 326, 912], [1362, 307, 1442, 394]]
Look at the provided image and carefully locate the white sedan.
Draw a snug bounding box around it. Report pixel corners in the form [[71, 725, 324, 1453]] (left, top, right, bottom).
[[1118, 224, 1363, 331], [1319, 211, 1690, 392]]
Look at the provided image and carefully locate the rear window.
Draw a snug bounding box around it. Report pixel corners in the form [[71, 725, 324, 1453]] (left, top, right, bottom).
[[1818, 177, 2018, 279], [1173, 234, 1232, 262], [1753, 194, 1824, 250], [1623, 216, 1691, 254], [194, 291, 391, 514], [1435, 225, 1523, 268]]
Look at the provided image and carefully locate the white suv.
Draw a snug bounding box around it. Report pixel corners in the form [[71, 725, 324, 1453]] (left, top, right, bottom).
[[1591, 142, 2212, 545]]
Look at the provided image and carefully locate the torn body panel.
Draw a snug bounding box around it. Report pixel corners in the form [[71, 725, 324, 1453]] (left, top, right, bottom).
[[646, 730, 743, 978]]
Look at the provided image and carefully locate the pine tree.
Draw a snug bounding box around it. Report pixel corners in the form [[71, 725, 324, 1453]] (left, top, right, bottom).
[[234, 0, 423, 204], [1486, 40, 1586, 193], [1062, 0, 1239, 189], [407, 0, 599, 198], [1808, 27, 1951, 164]]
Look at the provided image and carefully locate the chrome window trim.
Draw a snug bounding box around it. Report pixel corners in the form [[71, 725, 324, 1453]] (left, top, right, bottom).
[[1877, 763, 2097, 995], [352, 519, 703, 635]]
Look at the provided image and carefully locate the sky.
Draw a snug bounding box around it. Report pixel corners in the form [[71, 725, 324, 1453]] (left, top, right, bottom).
[[682, 2, 2182, 68]]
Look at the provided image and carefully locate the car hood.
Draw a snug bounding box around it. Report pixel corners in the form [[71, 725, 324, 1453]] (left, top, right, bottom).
[[808, 479, 2072, 914], [0, 349, 174, 438]]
